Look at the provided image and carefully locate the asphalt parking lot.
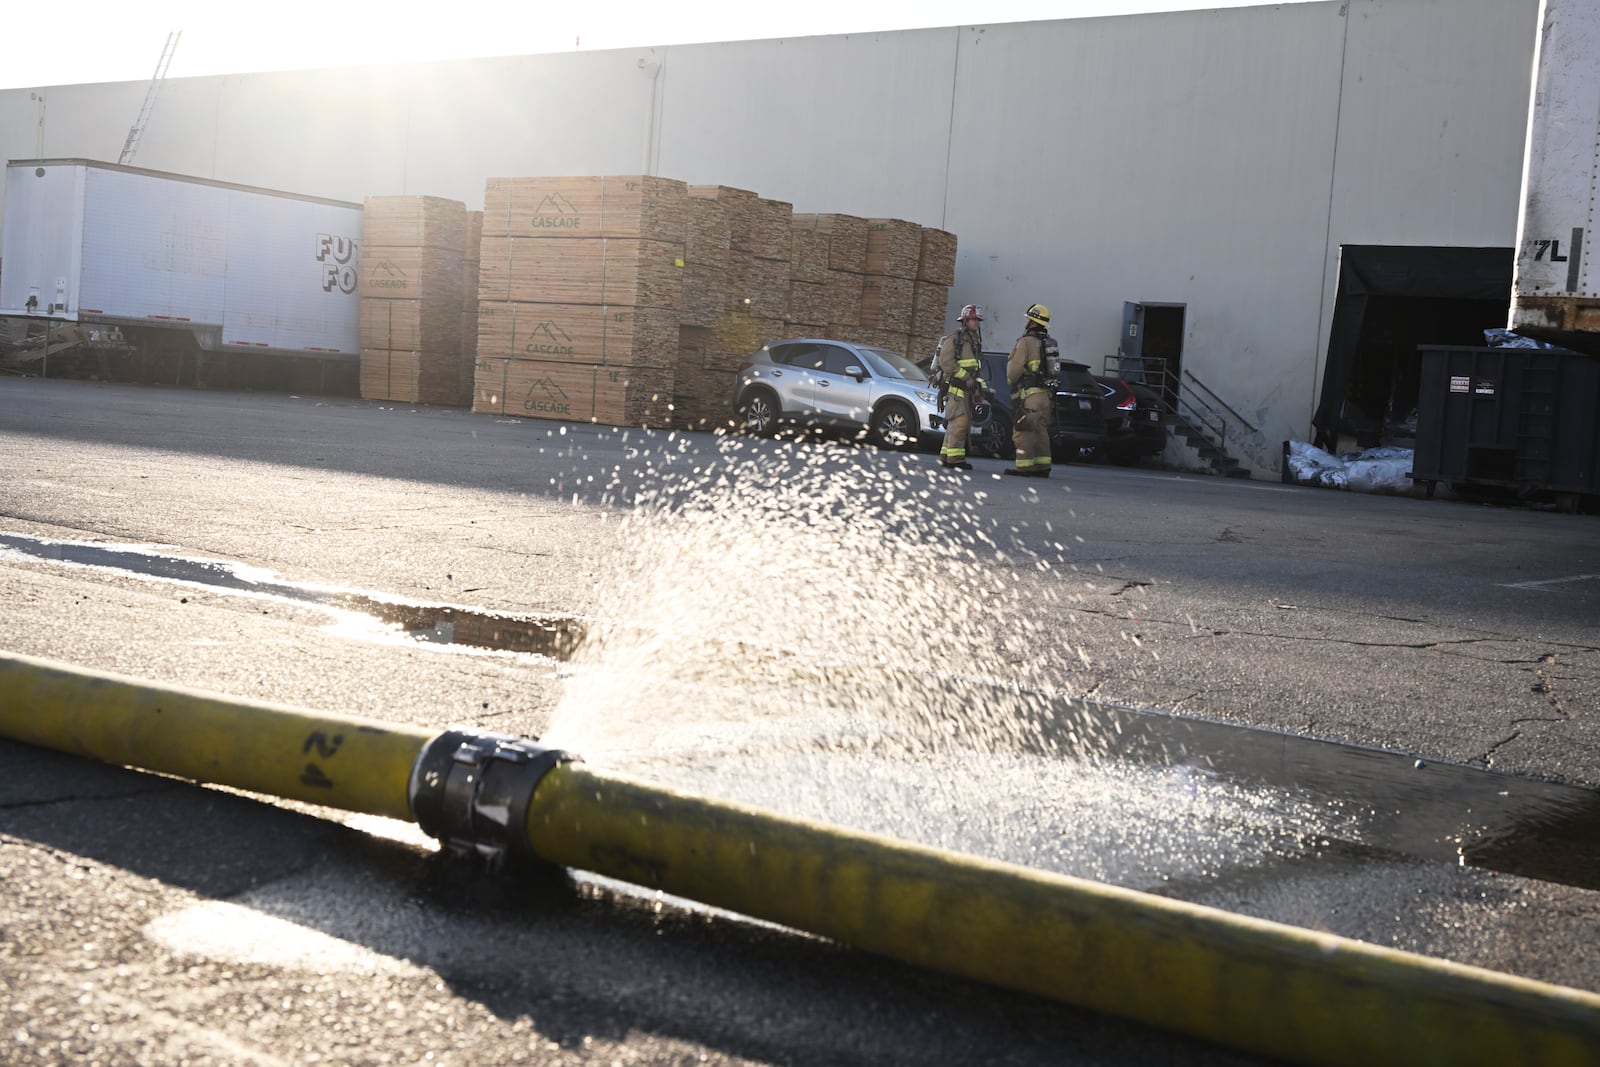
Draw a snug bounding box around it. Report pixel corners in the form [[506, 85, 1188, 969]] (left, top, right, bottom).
[[2, 378, 1598, 1065]]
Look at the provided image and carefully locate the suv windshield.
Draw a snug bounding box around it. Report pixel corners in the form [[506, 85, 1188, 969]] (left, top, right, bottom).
[[860, 346, 929, 382]]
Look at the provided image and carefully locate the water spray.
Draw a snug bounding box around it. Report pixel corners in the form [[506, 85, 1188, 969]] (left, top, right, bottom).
[[2, 648, 1597, 1067]]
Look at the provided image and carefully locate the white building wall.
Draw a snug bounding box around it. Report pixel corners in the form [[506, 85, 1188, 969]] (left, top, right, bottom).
[[1306, 0, 1539, 465], [653, 31, 960, 222], [0, 0, 1542, 467], [945, 5, 1350, 472]]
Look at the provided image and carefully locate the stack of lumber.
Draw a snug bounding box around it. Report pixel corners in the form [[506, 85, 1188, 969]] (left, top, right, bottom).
[[442, 174, 961, 432], [474, 175, 686, 425], [681, 197, 731, 328], [911, 227, 958, 359], [865, 218, 923, 278], [459, 210, 483, 405], [669, 186, 790, 429], [856, 217, 920, 350], [671, 325, 720, 430], [359, 195, 469, 404], [791, 213, 869, 339], [693, 187, 790, 321], [751, 196, 793, 262], [840, 217, 959, 362]]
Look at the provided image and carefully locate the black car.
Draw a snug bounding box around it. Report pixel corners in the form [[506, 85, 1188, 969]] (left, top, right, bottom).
[[1050, 359, 1109, 462], [921, 350, 1107, 462], [969, 350, 1015, 460], [1095, 374, 1168, 466]]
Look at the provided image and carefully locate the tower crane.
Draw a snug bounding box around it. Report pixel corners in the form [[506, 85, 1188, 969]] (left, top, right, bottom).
[[118, 31, 181, 166]]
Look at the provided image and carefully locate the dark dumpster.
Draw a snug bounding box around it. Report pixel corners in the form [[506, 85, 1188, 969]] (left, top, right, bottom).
[[1411, 345, 1600, 504]]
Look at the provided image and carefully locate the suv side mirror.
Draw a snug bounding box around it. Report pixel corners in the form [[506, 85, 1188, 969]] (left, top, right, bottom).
[[845, 365, 865, 380]]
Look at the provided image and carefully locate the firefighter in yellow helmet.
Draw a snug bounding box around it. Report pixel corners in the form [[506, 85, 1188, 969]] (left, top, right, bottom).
[[934, 303, 987, 470], [1005, 303, 1058, 478]]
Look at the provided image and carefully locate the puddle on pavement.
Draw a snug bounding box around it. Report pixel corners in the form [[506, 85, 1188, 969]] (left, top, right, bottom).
[[6, 527, 1600, 895], [0, 531, 584, 659]]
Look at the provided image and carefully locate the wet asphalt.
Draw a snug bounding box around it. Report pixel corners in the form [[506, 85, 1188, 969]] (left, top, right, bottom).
[[1, 376, 1598, 1065]]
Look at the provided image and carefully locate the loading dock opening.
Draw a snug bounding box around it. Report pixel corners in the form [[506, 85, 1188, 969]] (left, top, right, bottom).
[[1313, 246, 1512, 451]]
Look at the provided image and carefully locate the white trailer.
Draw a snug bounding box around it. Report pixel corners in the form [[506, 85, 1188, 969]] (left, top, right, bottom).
[[0, 158, 362, 359], [1510, 0, 1599, 344]]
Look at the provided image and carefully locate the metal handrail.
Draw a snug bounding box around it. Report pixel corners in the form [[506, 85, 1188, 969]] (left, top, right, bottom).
[[1182, 369, 1259, 437], [1103, 353, 1177, 402], [1175, 392, 1228, 450], [1102, 355, 1258, 461]]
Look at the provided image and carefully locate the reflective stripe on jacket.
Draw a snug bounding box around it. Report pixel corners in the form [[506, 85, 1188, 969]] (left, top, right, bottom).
[[1008, 331, 1050, 399], [936, 328, 985, 398]]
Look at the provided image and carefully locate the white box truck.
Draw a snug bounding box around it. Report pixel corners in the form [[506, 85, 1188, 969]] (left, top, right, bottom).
[[0, 158, 362, 376], [1510, 0, 1599, 347]]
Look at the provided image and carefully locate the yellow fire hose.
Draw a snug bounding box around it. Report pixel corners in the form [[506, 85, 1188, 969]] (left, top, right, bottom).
[[2, 649, 1598, 1066]]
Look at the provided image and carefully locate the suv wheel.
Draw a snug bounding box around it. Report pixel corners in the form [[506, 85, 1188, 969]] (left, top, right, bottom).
[[870, 402, 917, 450], [986, 410, 1015, 460], [737, 389, 780, 437]]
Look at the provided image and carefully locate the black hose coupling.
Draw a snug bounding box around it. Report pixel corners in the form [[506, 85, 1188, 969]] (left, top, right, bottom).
[[409, 729, 579, 867]]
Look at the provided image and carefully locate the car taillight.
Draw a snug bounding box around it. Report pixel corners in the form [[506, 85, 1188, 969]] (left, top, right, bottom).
[[737, 360, 754, 372], [1117, 396, 1136, 411]]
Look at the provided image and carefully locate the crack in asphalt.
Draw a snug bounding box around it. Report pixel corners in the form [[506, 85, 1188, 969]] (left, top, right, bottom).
[[0, 785, 177, 812], [1061, 603, 1600, 660], [1476, 653, 1580, 767], [1480, 654, 1578, 766]]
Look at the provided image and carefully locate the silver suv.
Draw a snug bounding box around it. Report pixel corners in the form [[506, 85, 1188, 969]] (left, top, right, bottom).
[[731, 339, 946, 450]]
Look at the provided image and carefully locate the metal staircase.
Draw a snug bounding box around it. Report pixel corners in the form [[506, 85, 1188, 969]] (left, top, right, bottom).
[[1105, 355, 1257, 478]]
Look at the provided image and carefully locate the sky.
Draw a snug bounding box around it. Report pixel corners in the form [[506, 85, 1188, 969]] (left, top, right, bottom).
[[2, 0, 1316, 91]]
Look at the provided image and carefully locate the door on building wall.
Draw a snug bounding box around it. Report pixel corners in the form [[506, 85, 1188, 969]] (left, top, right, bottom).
[[1119, 302, 1185, 408]]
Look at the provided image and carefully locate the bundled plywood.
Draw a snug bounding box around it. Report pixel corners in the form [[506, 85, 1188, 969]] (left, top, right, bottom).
[[479, 236, 684, 309], [362, 350, 421, 403], [472, 356, 673, 426], [483, 175, 688, 242], [852, 327, 911, 357], [793, 213, 868, 271], [361, 349, 460, 405], [671, 324, 735, 430], [460, 211, 484, 405], [788, 225, 831, 284], [362, 300, 464, 354], [359, 247, 466, 307], [787, 280, 831, 326], [670, 324, 709, 427], [917, 227, 957, 286], [710, 308, 784, 373], [459, 307, 479, 405], [682, 265, 726, 328], [910, 333, 943, 364], [360, 194, 471, 405], [752, 197, 793, 261], [476, 302, 678, 369], [689, 185, 758, 252], [687, 198, 732, 271], [865, 218, 923, 279], [826, 270, 864, 327], [727, 251, 789, 319], [462, 211, 484, 303], [860, 274, 915, 334], [912, 281, 951, 340], [363, 195, 468, 252]]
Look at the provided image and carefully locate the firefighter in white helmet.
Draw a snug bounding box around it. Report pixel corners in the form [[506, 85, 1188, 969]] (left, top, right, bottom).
[[933, 303, 987, 470], [1005, 303, 1058, 478]]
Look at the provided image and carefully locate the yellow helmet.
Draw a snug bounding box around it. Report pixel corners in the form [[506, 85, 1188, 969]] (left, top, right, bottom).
[[1026, 303, 1051, 329]]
